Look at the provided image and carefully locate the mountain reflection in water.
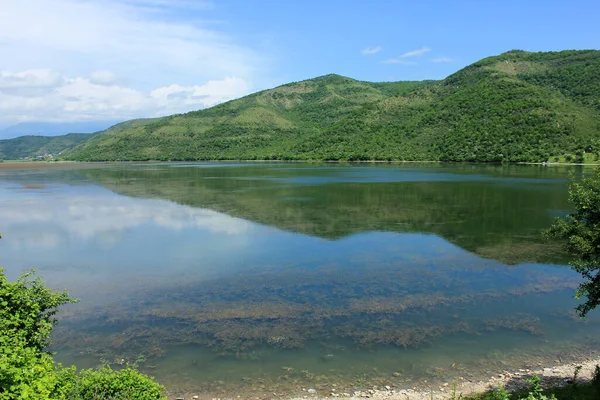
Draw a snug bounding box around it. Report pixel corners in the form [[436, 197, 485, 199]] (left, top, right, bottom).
[[0, 163, 598, 394]]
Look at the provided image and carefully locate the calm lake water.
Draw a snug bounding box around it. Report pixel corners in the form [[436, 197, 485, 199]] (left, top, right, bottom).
[[1, 163, 599, 396]]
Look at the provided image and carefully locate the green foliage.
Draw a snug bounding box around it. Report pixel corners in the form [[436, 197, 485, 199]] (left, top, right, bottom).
[[0, 269, 74, 351], [545, 168, 600, 316], [0, 269, 166, 400], [65, 50, 600, 163], [0, 133, 93, 160], [522, 376, 557, 400], [466, 374, 600, 400], [0, 339, 64, 400], [467, 386, 510, 400], [61, 365, 165, 400], [0, 268, 76, 399]]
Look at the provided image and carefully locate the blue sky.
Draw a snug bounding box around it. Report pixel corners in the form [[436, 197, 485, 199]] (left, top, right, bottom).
[[219, 0, 599, 83], [0, 0, 598, 126]]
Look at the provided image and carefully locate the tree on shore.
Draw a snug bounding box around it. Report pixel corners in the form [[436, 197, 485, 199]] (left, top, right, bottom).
[[545, 168, 600, 317]]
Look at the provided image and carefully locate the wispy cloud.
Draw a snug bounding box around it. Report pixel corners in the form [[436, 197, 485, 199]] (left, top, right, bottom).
[[107, 0, 215, 12], [432, 56, 453, 63], [381, 59, 417, 65], [362, 46, 382, 55], [399, 46, 431, 58], [382, 46, 430, 65]]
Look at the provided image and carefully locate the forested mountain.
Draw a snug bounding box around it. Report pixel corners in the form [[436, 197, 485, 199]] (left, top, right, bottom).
[[65, 50, 600, 162], [0, 133, 92, 160], [66, 76, 425, 161], [301, 50, 600, 162]]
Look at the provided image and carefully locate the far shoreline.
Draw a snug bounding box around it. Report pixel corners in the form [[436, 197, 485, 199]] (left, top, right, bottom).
[[1, 159, 599, 169]]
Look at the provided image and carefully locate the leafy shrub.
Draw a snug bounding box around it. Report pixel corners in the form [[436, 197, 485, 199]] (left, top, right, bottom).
[[523, 375, 556, 400], [0, 339, 64, 400], [62, 365, 165, 400], [0, 269, 166, 400], [0, 268, 74, 400]]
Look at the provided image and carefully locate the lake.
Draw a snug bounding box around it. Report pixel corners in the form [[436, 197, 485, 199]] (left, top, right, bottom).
[[1, 162, 599, 397]]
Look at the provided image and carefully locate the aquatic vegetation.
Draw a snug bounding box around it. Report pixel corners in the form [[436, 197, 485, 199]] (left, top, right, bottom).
[[50, 262, 580, 367]]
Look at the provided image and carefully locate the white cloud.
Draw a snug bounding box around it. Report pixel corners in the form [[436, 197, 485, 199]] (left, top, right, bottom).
[[112, 0, 214, 11], [0, 0, 263, 124], [382, 46, 430, 66], [381, 59, 418, 65], [432, 56, 453, 63], [362, 46, 382, 55], [89, 71, 117, 86], [0, 69, 65, 98], [150, 77, 251, 111], [399, 46, 431, 58], [0, 71, 251, 122], [0, 69, 63, 90]]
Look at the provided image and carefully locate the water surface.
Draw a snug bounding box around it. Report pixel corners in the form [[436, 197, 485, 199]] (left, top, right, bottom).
[[1, 163, 598, 396]]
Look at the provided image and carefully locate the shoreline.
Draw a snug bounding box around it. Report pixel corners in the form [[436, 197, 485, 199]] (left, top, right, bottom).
[[166, 350, 600, 400], [1, 160, 599, 169]]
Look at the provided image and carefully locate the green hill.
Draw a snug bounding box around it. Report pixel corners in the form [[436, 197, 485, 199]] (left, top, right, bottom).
[[66, 76, 424, 161], [300, 50, 600, 162], [0, 133, 93, 160], [66, 50, 600, 162]]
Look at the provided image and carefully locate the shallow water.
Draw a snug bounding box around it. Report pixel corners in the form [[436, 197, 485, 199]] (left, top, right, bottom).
[[1, 163, 599, 395]]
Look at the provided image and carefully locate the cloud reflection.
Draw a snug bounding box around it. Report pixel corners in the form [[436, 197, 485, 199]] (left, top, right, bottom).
[[0, 188, 251, 249]]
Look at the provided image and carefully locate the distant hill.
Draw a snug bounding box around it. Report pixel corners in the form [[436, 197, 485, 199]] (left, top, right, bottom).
[[66, 77, 426, 161], [0, 119, 162, 160], [66, 50, 600, 163], [0, 121, 122, 139], [0, 133, 93, 160]]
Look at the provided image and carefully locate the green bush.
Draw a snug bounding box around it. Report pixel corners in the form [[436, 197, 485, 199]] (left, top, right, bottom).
[[522, 375, 557, 400], [0, 269, 166, 400], [60, 365, 165, 400], [0, 268, 74, 399], [0, 338, 64, 400]]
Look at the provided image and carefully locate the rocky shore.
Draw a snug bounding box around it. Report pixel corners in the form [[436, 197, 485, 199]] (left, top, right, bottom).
[[169, 353, 600, 400]]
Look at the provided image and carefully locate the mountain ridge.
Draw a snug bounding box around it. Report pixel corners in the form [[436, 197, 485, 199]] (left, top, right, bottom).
[[32, 50, 600, 162]]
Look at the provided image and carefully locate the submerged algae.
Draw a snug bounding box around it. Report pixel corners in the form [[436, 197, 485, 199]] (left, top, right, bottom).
[[52, 260, 584, 364]]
